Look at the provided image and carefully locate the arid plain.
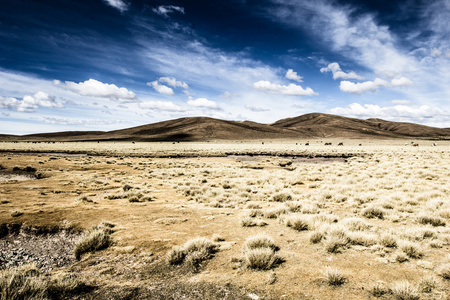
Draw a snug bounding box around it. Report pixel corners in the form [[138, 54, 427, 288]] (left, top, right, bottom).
[[1, 139, 450, 299]]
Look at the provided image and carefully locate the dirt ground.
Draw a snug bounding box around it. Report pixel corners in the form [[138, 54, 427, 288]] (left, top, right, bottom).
[[0, 141, 449, 299]]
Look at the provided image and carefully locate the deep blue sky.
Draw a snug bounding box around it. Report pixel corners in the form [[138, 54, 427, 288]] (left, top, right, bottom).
[[1, 0, 449, 134]]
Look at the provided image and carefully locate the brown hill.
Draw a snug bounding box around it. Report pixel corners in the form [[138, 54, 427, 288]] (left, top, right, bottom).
[[271, 113, 450, 139], [1, 113, 449, 141]]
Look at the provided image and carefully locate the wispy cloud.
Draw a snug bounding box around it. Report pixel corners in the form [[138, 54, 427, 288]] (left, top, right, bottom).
[[54, 79, 137, 102], [153, 5, 185, 17], [139, 100, 184, 111], [43, 117, 122, 126], [158, 77, 189, 89], [339, 77, 413, 94], [103, 0, 128, 12], [253, 80, 317, 96], [148, 81, 174, 95]]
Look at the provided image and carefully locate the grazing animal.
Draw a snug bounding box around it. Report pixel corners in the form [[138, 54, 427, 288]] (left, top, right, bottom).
[[338, 142, 344, 146], [358, 144, 362, 146], [324, 142, 332, 146], [413, 143, 419, 147], [305, 142, 309, 146], [432, 143, 437, 146]]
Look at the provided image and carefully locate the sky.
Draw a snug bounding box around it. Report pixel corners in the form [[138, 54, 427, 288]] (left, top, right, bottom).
[[1, 0, 450, 135]]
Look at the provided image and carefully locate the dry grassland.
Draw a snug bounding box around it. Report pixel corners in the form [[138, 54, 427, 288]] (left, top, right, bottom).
[[0, 140, 449, 299]]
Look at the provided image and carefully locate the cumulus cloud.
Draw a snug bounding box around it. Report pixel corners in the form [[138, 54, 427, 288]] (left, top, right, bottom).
[[139, 100, 183, 111], [285, 69, 303, 82], [103, 0, 128, 12], [329, 102, 450, 126], [0, 92, 63, 112], [153, 5, 185, 17], [158, 77, 189, 89], [339, 78, 389, 94], [320, 62, 364, 80], [340, 76, 413, 94], [391, 100, 413, 105], [187, 97, 219, 109], [253, 80, 317, 96], [148, 81, 175, 95], [54, 79, 136, 101]]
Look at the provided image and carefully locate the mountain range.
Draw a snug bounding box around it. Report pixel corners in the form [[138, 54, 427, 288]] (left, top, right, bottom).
[[1, 113, 449, 141]]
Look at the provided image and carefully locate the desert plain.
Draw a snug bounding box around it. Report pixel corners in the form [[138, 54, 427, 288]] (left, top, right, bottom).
[[0, 139, 449, 299]]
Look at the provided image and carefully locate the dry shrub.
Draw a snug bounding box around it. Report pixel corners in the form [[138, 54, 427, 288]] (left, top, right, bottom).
[[240, 216, 267, 227], [284, 201, 302, 212], [347, 232, 377, 247], [418, 276, 440, 293], [282, 214, 310, 231], [438, 263, 450, 280], [0, 264, 87, 300], [362, 206, 385, 219], [270, 192, 293, 202], [398, 240, 423, 259], [390, 281, 419, 300], [378, 234, 398, 248], [166, 237, 218, 271], [73, 225, 112, 260], [341, 217, 371, 231], [368, 281, 390, 297], [323, 268, 346, 286], [309, 230, 324, 244], [417, 214, 446, 227], [243, 234, 282, 270], [263, 206, 289, 219]]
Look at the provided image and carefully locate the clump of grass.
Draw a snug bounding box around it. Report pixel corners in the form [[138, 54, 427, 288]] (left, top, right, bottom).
[[263, 206, 289, 219], [243, 234, 282, 270], [309, 230, 324, 244], [244, 234, 278, 251], [73, 225, 112, 260], [0, 264, 87, 300], [282, 214, 310, 231], [418, 276, 440, 293], [240, 216, 267, 227], [341, 217, 371, 231], [398, 240, 423, 259], [347, 232, 377, 247], [166, 237, 218, 271], [368, 281, 390, 297], [390, 281, 419, 300], [284, 201, 302, 212], [362, 206, 385, 219], [417, 214, 446, 227], [270, 192, 293, 202], [323, 226, 349, 253], [378, 234, 398, 248], [323, 268, 346, 286], [437, 263, 450, 280]]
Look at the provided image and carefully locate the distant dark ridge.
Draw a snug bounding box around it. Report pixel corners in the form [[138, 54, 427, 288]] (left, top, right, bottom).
[[1, 113, 449, 142]]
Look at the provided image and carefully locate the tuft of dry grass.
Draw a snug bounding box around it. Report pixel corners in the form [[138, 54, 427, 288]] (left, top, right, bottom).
[[323, 268, 346, 286], [398, 240, 423, 259], [417, 214, 446, 227], [243, 234, 282, 270], [73, 225, 112, 260], [390, 281, 419, 300], [362, 206, 385, 219], [166, 237, 218, 271], [282, 214, 310, 231], [437, 263, 450, 280]]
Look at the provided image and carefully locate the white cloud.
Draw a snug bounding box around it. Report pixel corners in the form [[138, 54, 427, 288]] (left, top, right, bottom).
[[0, 92, 62, 112], [148, 81, 175, 95], [187, 97, 218, 109], [158, 77, 189, 89], [329, 102, 450, 127], [103, 0, 128, 12], [43, 117, 121, 126], [339, 78, 389, 94], [285, 69, 303, 82], [320, 62, 364, 80], [139, 100, 183, 111], [391, 77, 413, 87], [54, 79, 136, 101], [391, 100, 413, 105], [153, 5, 185, 17], [253, 80, 318, 96], [245, 105, 270, 112], [431, 48, 442, 57]]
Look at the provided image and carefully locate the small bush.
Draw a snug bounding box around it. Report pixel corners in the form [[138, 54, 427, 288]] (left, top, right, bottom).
[[324, 235, 348, 253], [244, 234, 278, 251], [73, 227, 112, 260], [362, 206, 385, 219], [417, 214, 446, 227], [270, 192, 293, 202], [166, 237, 218, 269], [368, 281, 390, 297], [283, 214, 310, 231], [309, 231, 324, 244], [166, 246, 186, 265], [244, 248, 281, 270], [418, 276, 440, 293], [378, 234, 398, 248], [390, 281, 419, 300], [263, 206, 288, 219], [348, 232, 377, 247], [284, 201, 302, 212], [323, 268, 346, 286], [438, 263, 450, 280], [341, 217, 371, 231], [398, 241, 422, 259], [240, 216, 267, 227]]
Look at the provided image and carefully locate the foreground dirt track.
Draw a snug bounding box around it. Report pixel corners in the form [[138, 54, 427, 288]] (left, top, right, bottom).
[[1, 141, 449, 299]]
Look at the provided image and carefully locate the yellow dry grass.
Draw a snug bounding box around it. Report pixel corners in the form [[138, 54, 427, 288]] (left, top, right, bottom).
[[0, 139, 449, 299]]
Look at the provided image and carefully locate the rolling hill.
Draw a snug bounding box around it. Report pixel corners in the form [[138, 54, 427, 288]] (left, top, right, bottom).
[[1, 113, 449, 141]]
